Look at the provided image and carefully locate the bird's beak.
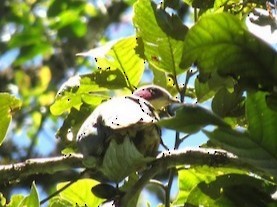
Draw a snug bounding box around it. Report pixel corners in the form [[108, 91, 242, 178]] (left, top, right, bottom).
[[169, 97, 180, 104]]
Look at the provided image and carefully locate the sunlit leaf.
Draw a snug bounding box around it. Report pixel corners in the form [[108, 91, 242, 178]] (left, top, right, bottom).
[[6, 195, 24, 207], [96, 36, 144, 88], [50, 73, 114, 116], [57, 179, 104, 207], [175, 166, 247, 205], [49, 197, 73, 207], [133, 0, 188, 74], [0, 193, 6, 206], [70, 20, 87, 37], [38, 66, 52, 91], [181, 12, 277, 91], [0, 93, 22, 145], [158, 103, 230, 134], [19, 182, 39, 207]]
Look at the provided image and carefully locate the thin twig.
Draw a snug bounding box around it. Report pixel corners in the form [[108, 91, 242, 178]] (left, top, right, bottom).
[[40, 170, 87, 205]]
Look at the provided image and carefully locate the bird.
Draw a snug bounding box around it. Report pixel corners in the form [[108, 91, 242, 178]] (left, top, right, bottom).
[[76, 85, 178, 181]]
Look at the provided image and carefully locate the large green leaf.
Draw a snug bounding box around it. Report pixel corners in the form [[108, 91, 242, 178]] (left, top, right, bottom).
[[246, 91, 277, 158], [175, 166, 246, 205], [133, 0, 188, 74], [51, 36, 144, 116], [181, 12, 277, 91], [57, 179, 104, 207], [49, 197, 73, 207], [50, 72, 116, 116], [100, 138, 154, 182], [0, 93, 22, 146], [6, 195, 24, 207], [158, 103, 230, 134], [176, 167, 276, 206], [96, 37, 145, 88], [204, 128, 277, 179]]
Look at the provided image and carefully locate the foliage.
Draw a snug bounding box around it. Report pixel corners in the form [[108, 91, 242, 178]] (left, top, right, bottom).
[[0, 0, 276, 206]]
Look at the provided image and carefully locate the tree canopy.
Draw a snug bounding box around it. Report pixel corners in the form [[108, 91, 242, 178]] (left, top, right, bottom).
[[0, 0, 277, 206]]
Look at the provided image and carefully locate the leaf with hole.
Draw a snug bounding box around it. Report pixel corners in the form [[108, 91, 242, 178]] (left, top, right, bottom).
[[133, 0, 188, 74]]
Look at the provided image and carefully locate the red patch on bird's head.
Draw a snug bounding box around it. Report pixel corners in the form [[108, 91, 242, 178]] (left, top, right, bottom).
[[134, 88, 152, 100], [133, 87, 164, 101]]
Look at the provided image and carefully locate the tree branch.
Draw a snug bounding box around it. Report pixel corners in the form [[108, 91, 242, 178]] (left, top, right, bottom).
[[120, 148, 247, 207], [0, 147, 249, 206], [0, 154, 83, 184]]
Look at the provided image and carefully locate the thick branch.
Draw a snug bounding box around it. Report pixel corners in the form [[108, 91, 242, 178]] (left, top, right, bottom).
[[0, 154, 83, 184], [0, 148, 246, 198], [121, 148, 247, 206]]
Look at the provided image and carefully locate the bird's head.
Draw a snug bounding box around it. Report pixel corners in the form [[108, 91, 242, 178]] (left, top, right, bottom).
[[133, 85, 179, 110]]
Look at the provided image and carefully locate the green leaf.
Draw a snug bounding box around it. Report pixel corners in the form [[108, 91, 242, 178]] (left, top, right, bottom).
[[50, 73, 112, 116], [0, 93, 22, 146], [56, 105, 94, 143], [204, 128, 277, 179], [195, 72, 234, 102], [6, 195, 24, 207], [96, 36, 144, 88], [19, 182, 39, 207], [266, 92, 277, 111], [212, 87, 245, 118], [158, 103, 230, 134], [178, 169, 276, 206], [8, 27, 44, 48], [181, 12, 277, 91], [195, 78, 216, 102], [175, 166, 247, 205], [100, 138, 154, 182], [246, 91, 277, 158], [49, 197, 73, 207], [57, 179, 104, 207], [70, 20, 87, 37], [0, 193, 6, 206], [133, 0, 188, 74], [14, 43, 53, 65]]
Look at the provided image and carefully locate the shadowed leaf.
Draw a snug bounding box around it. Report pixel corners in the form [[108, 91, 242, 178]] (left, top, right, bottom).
[[158, 103, 230, 133]]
